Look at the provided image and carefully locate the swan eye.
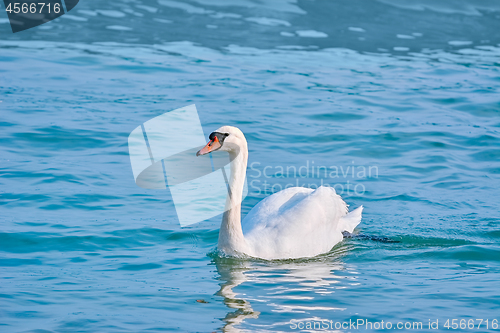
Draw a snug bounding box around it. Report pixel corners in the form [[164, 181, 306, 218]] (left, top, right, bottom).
[[209, 132, 230, 145]]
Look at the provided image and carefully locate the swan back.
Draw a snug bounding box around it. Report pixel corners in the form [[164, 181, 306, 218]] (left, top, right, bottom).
[[242, 186, 352, 259]]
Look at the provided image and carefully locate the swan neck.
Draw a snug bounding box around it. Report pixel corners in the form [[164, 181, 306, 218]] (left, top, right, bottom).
[[218, 146, 248, 253], [227, 148, 247, 210]]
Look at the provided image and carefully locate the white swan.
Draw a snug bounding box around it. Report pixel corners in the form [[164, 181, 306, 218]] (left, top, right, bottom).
[[197, 126, 363, 260]]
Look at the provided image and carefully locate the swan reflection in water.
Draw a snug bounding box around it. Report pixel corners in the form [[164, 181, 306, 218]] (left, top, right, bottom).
[[210, 244, 359, 332]]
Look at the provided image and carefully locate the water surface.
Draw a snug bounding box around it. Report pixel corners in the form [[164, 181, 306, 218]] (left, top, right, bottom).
[[1, 0, 500, 332]]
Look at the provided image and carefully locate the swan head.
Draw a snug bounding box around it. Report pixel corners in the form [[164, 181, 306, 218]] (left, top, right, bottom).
[[196, 126, 247, 156]]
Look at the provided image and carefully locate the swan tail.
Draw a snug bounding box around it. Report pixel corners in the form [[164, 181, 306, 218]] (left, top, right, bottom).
[[339, 206, 363, 233]]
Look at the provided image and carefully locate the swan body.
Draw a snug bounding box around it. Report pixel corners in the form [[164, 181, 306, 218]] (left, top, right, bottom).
[[197, 126, 362, 260]]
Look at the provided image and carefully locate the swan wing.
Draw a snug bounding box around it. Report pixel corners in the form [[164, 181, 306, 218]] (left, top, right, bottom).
[[242, 186, 360, 259]]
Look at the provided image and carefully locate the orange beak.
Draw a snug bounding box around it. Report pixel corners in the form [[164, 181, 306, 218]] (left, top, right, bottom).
[[196, 136, 221, 156]]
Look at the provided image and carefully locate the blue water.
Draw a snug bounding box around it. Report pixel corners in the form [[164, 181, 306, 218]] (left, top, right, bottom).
[[1, 1, 500, 332]]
